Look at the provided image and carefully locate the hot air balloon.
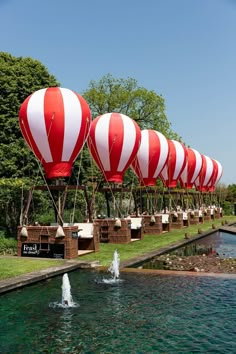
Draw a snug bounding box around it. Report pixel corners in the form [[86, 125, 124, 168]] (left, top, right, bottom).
[[87, 112, 141, 184], [131, 129, 169, 186], [179, 148, 203, 189], [19, 87, 91, 179], [194, 155, 214, 192], [207, 159, 223, 192], [160, 140, 187, 188]]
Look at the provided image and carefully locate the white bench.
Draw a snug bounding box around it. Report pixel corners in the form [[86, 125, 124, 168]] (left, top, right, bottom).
[[130, 217, 142, 230], [162, 214, 169, 224], [74, 223, 94, 238]]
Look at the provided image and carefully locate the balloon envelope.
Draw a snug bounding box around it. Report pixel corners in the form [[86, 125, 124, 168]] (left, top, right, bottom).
[[19, 87, 91, 179], [131, 129, 169, 186], [160, 140, 187, 188], [207, 159, 223, 192], [87, 112, 141, 184], [194, 155, 214, 192], [179, 148, 203, 189]]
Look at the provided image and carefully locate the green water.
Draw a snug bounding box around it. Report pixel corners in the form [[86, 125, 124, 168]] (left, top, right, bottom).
[[0, 270, 236, 353]]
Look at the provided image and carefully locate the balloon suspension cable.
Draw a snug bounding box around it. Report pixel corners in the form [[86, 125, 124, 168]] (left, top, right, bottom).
[[20, 117, 64, 225], [87, 136, 123, 217], [125, 171, 137, 216], [71, 149, 84, 223], [159, 184, 165, 212], [87, 142, 103, 220], [133, 159, 153, 214], [168, 188, 172, 211], [19, 184, 24, 226], [65, 116, 91, 223]]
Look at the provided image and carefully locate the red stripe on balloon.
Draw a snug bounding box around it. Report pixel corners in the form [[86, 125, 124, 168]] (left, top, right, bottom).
[[44, 87, 64, 163], [108, 113, 124, 174], [70, 93, 91, 163]]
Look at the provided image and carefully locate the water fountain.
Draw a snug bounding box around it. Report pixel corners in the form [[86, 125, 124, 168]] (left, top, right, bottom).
[[98, 250, 121, 285], [108, 249, 120, 280], [61, 273, 74, 307], [49, 272, 77, 308]]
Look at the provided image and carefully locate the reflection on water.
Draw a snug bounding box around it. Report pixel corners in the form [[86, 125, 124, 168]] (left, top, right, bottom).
[[1, 270, 236, 353], [137, 231, 236, 270], [172, 231, 236, 258]]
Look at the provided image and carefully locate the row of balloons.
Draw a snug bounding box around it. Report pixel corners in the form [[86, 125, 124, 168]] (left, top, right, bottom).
[[19, 87, 222, 192]]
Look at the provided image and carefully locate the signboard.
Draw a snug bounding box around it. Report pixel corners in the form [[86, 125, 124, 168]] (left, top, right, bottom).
[[21, 243, 65, 259]]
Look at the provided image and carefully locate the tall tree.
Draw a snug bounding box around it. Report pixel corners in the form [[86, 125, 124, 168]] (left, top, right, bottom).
[[77, 74, 181, 185], [82, 73, 181, 139], [0, 52, 59, 178], [0, 53, 60, 234]]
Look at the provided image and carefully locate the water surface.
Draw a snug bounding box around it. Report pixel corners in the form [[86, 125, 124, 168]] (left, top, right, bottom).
[[0, 269, 236, 353]]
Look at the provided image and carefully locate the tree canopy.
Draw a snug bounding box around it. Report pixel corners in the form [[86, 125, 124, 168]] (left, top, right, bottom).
[[0, 52, 59, 178], [82, 73, 181, 140]]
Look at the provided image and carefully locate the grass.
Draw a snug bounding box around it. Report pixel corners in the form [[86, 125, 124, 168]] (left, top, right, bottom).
[[0, 258, 65, 280], [0, 215, 235, 280], [78, 216, 236, 266]]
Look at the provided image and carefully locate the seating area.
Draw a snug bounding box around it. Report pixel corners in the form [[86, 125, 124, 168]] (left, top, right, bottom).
[[129, 217, 143, 240], [73, 223, 99, 255], [74, 223, 94, 238], [18, 205, 223, 259], [162, 213, 170, 232]]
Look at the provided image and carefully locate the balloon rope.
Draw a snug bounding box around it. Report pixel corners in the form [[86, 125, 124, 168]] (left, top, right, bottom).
[[71, 149, 83, 223], [87, 137, 109, 180], [20, 119, 64, 225], [124, 171, 136, 216]]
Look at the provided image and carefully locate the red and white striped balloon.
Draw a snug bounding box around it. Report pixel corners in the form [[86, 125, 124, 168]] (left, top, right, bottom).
[[207, 159, 223, 192], [179, 148, 203, 189], [194, 155, 214, 192], [214, 160, 223, 187], [87, 112, 141, 184], [131, 129, 169, 186], [19, 87, 91, 179], [160, 140, 187, 188]]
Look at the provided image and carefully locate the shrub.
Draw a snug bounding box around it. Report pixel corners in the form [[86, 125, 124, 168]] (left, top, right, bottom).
[[0, 234, 17, 255]]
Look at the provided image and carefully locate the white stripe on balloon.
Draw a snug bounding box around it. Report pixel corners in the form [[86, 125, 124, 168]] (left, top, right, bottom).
[[154, 131, 169, 177], [27, 88, 53, 163], [95, 113, 111, 171], [61, 88, 82, 161], [118, 114, 137, 172]]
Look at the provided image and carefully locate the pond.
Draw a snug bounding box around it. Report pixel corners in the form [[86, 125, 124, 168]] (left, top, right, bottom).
[[171, 231, 236, 258], [1, 269, 236, 353]]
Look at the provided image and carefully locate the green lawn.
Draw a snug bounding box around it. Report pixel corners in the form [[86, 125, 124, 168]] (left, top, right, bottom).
[[0, 216, 235, 280], [81, 216, 236, 266], [0, 258, 66, 280]]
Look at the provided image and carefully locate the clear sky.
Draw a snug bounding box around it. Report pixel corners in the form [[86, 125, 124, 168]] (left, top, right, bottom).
[[1, 0, 236, 185]]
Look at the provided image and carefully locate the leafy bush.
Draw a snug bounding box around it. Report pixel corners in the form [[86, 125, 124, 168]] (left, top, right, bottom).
[[222, 201, 234, 216], [0, 233, 17, 255]]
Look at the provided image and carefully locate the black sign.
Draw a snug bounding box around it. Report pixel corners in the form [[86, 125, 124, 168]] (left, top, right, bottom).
[[21, 243, 65, 259]]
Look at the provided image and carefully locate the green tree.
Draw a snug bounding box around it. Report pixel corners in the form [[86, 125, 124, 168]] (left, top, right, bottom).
[[80, 74, 182, 217], [80, 74, 182, 186], [0, 53, 60, 234], [82, 73, 181, 139], [0, 52, 59, 178]]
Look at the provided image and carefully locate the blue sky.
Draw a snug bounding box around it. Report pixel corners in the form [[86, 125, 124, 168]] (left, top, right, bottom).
[[1, 0, 236, 185]]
